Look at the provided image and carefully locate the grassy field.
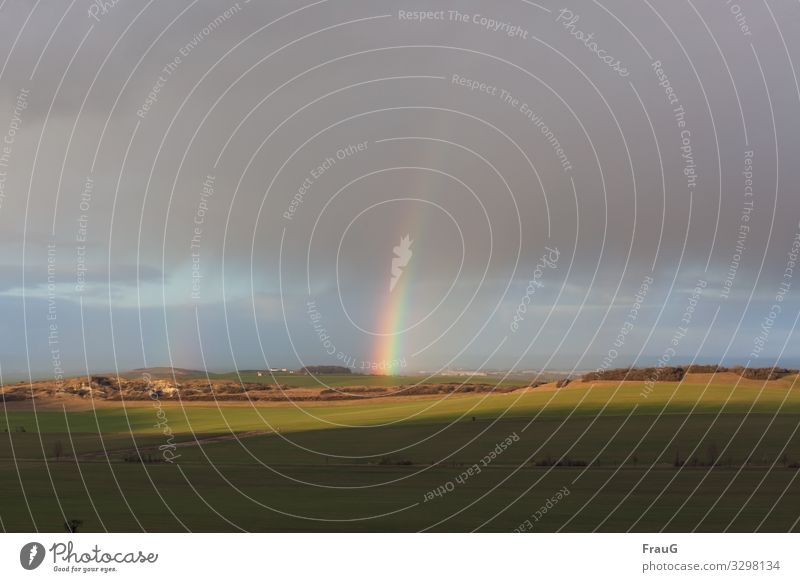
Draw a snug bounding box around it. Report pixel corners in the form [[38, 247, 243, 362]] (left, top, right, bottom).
[[2, 374, 799, 532]]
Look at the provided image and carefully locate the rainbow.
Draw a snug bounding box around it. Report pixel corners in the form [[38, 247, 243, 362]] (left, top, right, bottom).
[[373, 284, 408, 375], [368, 130, 452, 373], [373, 233, 414, 375]]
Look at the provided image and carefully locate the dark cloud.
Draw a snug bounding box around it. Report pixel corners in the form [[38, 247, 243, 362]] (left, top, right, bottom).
[[1, 0, 799, 377]]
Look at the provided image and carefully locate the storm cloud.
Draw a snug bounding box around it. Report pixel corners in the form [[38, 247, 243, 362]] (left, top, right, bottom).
[[0, 0, 799, 379]]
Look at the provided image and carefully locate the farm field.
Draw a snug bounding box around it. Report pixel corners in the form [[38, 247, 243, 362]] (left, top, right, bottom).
[[2, 373, 799, 532]]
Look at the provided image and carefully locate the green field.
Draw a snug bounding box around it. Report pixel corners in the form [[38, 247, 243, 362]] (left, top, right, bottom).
[[2, 376, 799, 532]]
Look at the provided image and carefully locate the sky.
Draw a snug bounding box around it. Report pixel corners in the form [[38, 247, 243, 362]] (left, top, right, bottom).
[[0, 0, 799, 380]]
